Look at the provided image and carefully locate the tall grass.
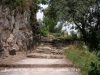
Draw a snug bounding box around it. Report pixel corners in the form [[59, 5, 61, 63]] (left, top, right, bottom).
[[64, 42, 100, 75]]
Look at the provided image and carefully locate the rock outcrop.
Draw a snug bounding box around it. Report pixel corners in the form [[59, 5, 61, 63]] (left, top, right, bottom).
[[0, 2, 40, 58]]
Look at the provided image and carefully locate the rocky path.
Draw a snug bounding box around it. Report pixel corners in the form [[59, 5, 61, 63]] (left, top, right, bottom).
[[0, 36, 82, 75], [27, 43, 65, 59]]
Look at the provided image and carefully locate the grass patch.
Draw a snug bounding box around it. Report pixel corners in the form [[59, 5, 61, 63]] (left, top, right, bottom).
[[50, 33, 62, 37], [64, 42, 100, 75]]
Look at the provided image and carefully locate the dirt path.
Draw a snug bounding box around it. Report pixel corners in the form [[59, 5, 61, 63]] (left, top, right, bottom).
[[0, 36, 82, 75]]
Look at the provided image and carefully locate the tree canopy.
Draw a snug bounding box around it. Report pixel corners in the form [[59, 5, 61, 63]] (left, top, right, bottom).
[[46, 0, 100, 51]]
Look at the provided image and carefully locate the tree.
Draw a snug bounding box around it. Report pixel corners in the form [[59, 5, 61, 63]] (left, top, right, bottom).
[[38, 19, 49, 36], [55, 24, 63, 33], [43, 7, 58, 33], [47, 0, 100, 51]]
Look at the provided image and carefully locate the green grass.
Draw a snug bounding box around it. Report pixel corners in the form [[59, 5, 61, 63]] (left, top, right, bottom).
[[64, 42, 100, 75], [50, 33, 62, 37], [50, 33, 69, 38]]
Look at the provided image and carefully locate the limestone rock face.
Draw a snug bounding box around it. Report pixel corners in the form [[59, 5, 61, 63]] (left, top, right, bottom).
[[0, 4, 37, 57]]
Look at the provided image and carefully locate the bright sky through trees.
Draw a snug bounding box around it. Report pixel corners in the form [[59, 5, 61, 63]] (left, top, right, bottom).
[[36, 4, 48, 19]]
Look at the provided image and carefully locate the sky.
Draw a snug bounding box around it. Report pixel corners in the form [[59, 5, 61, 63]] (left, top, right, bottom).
[[36, 4, 48, 20]]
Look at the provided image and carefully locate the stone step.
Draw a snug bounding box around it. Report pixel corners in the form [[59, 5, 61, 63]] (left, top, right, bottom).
[[35, 49, 63, 54], [0, 68, 81, 75], [36, 48, 63, 51], [27, 53, 65, 59], [0, 58, 73, 68], [36, 51, 63, 55], [37, 46, 62, 51], [37, 46, 52, 50], [40, 43, 52, 46]]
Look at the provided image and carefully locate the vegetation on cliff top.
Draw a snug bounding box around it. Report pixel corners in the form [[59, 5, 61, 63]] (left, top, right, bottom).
[[0, 0, 48, 11]]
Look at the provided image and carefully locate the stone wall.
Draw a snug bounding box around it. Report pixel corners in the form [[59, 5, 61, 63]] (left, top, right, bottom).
[[0, 4, 38, 58]]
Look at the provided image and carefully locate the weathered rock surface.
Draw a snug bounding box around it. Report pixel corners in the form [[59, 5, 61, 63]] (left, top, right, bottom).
[[0, 3, 39, 61]]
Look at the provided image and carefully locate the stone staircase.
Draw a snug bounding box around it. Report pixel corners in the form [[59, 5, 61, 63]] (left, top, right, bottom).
[[0, 37, 82, 75], [27, 43, 65, 59]]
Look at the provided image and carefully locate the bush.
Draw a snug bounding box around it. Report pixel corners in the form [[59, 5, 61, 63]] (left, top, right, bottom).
[[64, 42, 100, 75], [88, 62, 100, 75], [40, 28, 49, 36]]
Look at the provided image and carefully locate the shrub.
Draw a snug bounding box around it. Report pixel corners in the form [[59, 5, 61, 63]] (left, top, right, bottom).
[[40, 28, 49, 36], [64, 42, 100, 75]]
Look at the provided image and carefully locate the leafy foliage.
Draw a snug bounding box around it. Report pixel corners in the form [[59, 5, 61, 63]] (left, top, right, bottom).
[[43, 7, 62, 33], [5, 0, 28, 6], [55, 24, 62, 33], [38, 19, 49, 36], [64, 42, 100, 75], [47, 0, 100, 51], [88, 62, 100, 75], [1, 0, 49, 12], [33, 0, 49, 13], [69, 30, 78, 39], [37, 0, 49, 5]]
